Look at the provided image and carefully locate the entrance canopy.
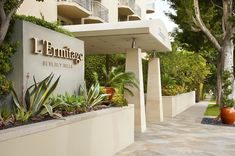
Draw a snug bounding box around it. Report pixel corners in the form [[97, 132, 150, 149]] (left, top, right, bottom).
[[64, 19, 172, 54]]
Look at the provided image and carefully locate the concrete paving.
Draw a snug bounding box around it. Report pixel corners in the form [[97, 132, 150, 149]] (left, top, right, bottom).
[[116, 101, 235, 156]]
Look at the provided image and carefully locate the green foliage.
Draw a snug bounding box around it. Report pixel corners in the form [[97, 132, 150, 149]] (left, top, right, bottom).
[[14, 15, 74, 37], [156, 51, 210, 96], [85, 54, 126, 88], [221, 71, 235, 108], [204, 104, 220, 116], [11, 74, 60, 122], [4, 0, 23, 14], [0, 105, 14, 128], [0, 42, 18, 97], [93, 66, 139, 96], [165, 0, 221, 95], [0, 105, 12, 120], [52, 93, 85, 113], [79, 83, 109, 111], [111, 94, 128, 107], [0, 75, 12, 97]]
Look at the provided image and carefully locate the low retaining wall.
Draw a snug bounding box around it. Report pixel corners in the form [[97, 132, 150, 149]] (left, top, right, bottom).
[[163, 91, 195, 118], [0, 105, 134, 156]]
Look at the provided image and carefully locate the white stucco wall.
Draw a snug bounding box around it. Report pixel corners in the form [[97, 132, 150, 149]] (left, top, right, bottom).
[[163, 91, 196, 118], [0, 105, 134, 156], [17, 0, 57, 22]]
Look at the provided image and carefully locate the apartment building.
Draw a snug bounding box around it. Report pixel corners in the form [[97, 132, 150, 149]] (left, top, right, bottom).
[[17, 0, 156, 24], [17, 0, 171, 133]]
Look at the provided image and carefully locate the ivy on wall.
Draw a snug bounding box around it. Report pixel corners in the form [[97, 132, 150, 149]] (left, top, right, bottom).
[[14, 15, 74, 37]]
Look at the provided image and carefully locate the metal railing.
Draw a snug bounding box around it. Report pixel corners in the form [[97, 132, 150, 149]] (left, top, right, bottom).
[[118, 0, 135, 11], [91, 1, 109, 22], [134, 4, 141, 17], [58, 0, 92, 11], [146, 2, 155, 12]]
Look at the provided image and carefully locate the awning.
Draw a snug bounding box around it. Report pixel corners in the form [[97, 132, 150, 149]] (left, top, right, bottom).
[[64, 19, 172, 54]]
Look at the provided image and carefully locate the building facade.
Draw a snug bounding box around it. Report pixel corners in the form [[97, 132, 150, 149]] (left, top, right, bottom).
[[17, 0, 156, 24], [17, 0, 171, 133]]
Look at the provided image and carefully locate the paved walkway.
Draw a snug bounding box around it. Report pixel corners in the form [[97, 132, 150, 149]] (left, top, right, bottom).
[[116, 101, 235, 156]]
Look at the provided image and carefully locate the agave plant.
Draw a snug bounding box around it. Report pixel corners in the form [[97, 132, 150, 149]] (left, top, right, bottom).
[[52, 93, 85, 113], [11, 73, 60, 122], [79, 82, 109, 111], [94, 66, 139, 96]]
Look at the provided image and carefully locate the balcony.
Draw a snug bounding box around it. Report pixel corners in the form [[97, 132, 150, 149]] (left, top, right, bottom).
[[146, 2, 155, 14], [128, 4, 141, 21], [118, 0, 135, 16], [57, 0, 92, 20], [82, 1, 109, 24]]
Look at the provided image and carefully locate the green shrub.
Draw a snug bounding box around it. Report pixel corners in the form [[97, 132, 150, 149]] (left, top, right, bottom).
[[154, 51, 210, 96], [0, 105, 14, 128], [111, 94, 128, 107], [0, 75, 12, 97], [93, 66, 139, 96], [85, 54, 126, 88], [0, 28, 18, 97]]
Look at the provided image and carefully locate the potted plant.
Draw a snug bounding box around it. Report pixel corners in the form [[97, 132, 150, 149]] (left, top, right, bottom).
[[220, 71, 235, 124], [93, 66, 139, 101]]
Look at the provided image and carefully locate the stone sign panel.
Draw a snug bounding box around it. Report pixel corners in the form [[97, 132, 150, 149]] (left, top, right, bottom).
[[9, 21, 84, 99]]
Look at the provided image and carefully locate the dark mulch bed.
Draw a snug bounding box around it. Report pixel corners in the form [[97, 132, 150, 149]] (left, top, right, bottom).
[[201, 117, 235, 127]]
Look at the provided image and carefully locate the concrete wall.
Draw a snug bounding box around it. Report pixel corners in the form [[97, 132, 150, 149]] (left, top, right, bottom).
[[0, 105, 134, 156], [9, 20, 84, 99], [163, 91, 195, 118], [17, 0, 57, 22]]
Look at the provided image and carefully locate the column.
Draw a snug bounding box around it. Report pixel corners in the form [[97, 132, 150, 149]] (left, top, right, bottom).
[[125, 48, 146, 133], [146, 57, 164, 123]]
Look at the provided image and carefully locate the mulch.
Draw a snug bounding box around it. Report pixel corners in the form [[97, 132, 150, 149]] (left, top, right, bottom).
[[201, 117, 235, 127]]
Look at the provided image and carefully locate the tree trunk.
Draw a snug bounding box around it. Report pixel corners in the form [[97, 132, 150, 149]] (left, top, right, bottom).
[[222, 38, 234, 98], [216, 52, 223, 106], [0, 17, 11, 45], [196, 83, 201, 102], [217, 39, 234, 107]]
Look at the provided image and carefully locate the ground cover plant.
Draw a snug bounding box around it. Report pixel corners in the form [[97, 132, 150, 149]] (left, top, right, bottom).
[[204, 104, 220, 117]]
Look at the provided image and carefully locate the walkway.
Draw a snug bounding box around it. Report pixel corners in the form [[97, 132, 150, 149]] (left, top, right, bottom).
[[116, 101, 235, 156]]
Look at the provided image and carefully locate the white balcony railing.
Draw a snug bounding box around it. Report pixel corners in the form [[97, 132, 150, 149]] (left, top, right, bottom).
[[58, 0, 92, 11], [134, 4, 141, 17], [91, 1, 109, 22]]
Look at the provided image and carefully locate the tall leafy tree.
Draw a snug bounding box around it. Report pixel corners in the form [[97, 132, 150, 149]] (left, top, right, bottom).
[[166, 0, 235, 106], [0, 0, 43, 45]]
